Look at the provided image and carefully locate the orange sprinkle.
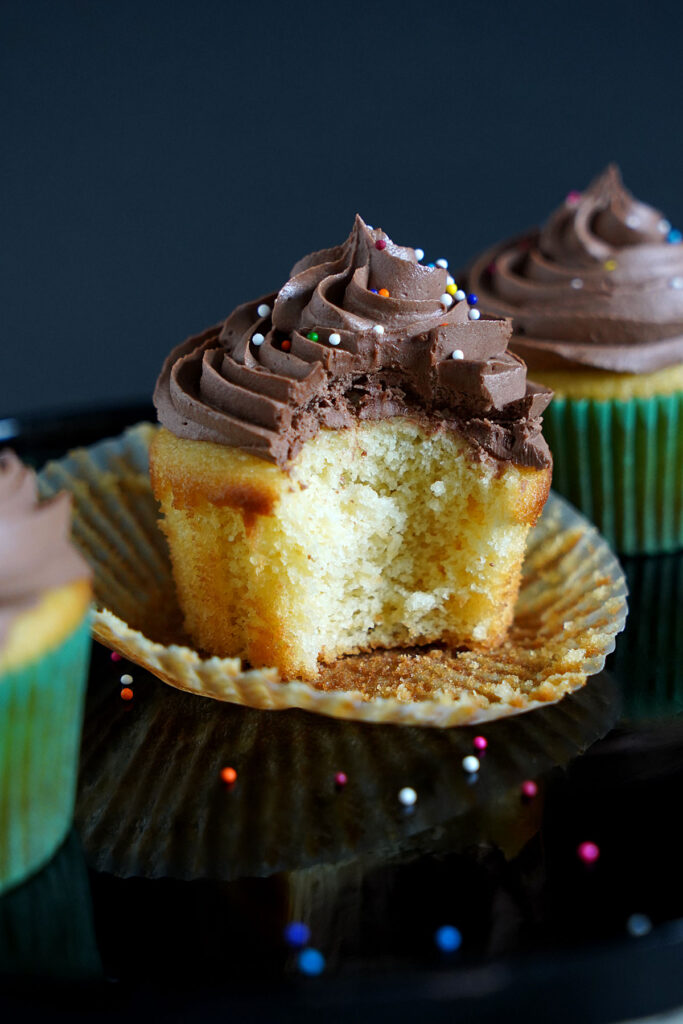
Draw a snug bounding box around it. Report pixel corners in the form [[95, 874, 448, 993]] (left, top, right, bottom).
[[281, 339, 291, 352], [220, 766, 237, 784], [120, 687, 134, 701], [378, 288, 390, 297]]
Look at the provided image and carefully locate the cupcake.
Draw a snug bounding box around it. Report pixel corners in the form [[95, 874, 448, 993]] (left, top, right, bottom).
[[465, 165, 683, 554], [152, 216, 552, 680], [0, 452, 91, 894]]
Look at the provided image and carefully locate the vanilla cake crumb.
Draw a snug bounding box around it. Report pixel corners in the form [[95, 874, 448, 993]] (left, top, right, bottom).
[[151, 419, 551, 680]]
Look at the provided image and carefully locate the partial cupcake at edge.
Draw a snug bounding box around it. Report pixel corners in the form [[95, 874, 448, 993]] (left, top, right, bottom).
[[465, 164, 683, 555], [151, 215, 553, 681], [0, 452, 92, 894]]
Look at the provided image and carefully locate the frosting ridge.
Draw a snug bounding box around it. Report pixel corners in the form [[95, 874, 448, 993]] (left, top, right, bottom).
[[155, 216, 551, 468], [0, 451, 90, 651], [466, 165, 683, 373]]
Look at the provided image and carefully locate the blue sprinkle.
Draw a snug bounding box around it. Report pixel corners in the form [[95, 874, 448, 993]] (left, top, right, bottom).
[[370, 288, 378, 294], [667, 229, 682, 244], [284, 921, 311, 948], [627, 913, 652, 937], [435, 925, 462, 953], [467, 293, 478, 305], [297, 947, 325, 975], [426, 262, 436, 268]]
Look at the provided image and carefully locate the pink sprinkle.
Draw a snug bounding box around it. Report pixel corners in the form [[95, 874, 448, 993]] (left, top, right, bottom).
[[110, 651, 121, 662], [521, 780, 538, 799], [375, 239, 387, 250], [566, 190, 582, 205], [334, 772, 348, 788], [473, 736, 488, 752], [577, 841, 600, 864]]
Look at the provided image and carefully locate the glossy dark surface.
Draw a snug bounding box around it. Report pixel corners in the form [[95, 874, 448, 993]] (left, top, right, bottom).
[[1, 404, 682, 1023]]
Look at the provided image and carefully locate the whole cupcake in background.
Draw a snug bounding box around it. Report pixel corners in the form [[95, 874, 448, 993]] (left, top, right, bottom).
[[0, 452, 91, 895], [465, 165, 683, 554]]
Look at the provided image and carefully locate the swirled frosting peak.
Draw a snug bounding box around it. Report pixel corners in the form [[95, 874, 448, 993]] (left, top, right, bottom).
[[466, 165, 683, 373], [155, 216, 551, 468], [0, 451, 90, 651]]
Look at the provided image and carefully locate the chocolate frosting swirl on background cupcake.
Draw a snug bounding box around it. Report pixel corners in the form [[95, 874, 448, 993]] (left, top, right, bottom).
[[466, 165, 683, 373], [0, 451, 89, 649], [155, 216, 551, 468]]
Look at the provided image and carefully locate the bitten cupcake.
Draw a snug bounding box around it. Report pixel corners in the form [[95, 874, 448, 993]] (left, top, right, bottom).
[[152, 216, 552, 680], [466, 165, 683, 554], [0, 452, 91, 894]]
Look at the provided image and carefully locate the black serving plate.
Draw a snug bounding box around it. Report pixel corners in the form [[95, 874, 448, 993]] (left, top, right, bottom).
[[1, 403, 682, 1024]]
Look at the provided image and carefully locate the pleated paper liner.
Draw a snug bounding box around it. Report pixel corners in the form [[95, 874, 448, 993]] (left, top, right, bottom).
[[38, 422, 628, 728], [76, 641, 619, 881], [544, 392, 683, 555], [0, 614, 92, 895]]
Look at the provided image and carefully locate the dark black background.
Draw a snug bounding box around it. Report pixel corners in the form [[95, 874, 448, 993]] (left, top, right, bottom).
[[2, 0, 683, 419]]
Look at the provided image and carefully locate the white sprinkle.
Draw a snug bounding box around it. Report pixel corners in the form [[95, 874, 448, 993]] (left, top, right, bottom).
[[414, 248, 425, 261], [446, 273, 455, 285], [256, 303, 271, 318], [570, 278, 584, 289], [436, 258, 449, 269], [366, 224, 373, 230], [451, 349, 464, 360], [455, 289, 466, 301], [329, 332, 341, 346], [120, 674, 133, 685], [251, 333, 265, 346], [398, 786, 417, 806], [468, 309, 481, 321], [372, 324, 385, 335], [439, 292, 454, 308], [625, 214, 641, 229], [669, 277, 683, 290], [430, 480, 446, 496], [626, 913, 652, 938], [462, 755, 480, 774], [659, 218, 671, 234]]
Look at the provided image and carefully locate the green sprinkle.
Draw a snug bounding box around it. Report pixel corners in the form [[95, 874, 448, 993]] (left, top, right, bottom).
[[307, 331, 319, 342]]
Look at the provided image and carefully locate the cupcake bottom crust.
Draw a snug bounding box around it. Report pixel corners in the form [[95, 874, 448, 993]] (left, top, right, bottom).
[[151, 421, 551, 680], [0, 579, 91, 675], [529, 361, 683, 401]]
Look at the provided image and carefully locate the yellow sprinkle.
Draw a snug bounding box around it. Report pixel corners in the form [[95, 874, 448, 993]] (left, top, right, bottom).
[[446, 283, 458, 296], [604, 259, 617, 271]]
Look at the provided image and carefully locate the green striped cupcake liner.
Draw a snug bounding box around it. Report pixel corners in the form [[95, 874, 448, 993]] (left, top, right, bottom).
[[543, 391, 683, 555], [0, 614, 91, 895]]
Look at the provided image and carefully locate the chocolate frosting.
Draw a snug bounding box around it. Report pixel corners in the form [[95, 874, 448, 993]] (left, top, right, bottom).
[[155, 216, 551, 469], [466, 165, 683, 373], [0, 451, 90, 652]]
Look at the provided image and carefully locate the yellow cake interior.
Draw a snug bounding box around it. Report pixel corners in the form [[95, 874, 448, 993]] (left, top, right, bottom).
[[0, 579, 91, 674], [150, 420, 551, 680]]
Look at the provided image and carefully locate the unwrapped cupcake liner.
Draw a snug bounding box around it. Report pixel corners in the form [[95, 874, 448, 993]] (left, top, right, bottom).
[[38, 423, 628, 728], [544, 392, 683, 555], [0, 614, 91, 895]]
